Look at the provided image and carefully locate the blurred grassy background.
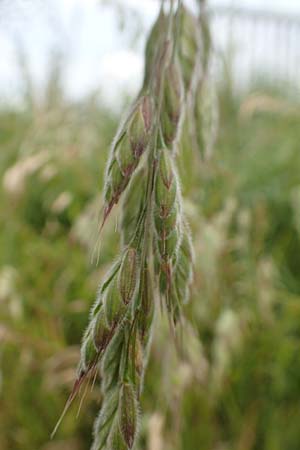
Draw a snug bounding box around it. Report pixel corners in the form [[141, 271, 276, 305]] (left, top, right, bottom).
[[1, 61, 300, 450]]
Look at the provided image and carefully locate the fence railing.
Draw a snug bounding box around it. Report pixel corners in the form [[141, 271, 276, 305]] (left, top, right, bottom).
[[209, 7, 300, 91]]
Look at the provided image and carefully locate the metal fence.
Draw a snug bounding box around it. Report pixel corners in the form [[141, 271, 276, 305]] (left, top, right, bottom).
[[209, 7, 300, 91]]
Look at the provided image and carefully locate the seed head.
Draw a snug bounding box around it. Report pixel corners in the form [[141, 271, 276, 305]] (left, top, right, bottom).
[[74, 4, 199, 448], [119, 382, 138, 449], [118, 247, 139, 305]]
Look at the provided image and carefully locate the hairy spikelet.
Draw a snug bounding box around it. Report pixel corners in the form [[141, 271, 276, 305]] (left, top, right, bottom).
[[103, 94, 154, 221], [119, 382, 138, 449], [80, 321, 98, 372], [169, 222, 194, 323], [92, 388, 119, 450], [118, 247, 139, 305], [102, 327, 124, 393], [154, 150, 178, 218], [60, 3, 218, 449], [92, 307, 113, 353], [104, 278, 127, 328], [108, 418, 128, 450], [194, 75, 219, 160], [178, 5, 201, 92], [161, 60, 184, 146], [199, 2, 212, 76], [138, 264, 154, 349], [153, 150, 183, 300], [121, 167, 146, 245], [143, 9, 167, 88]]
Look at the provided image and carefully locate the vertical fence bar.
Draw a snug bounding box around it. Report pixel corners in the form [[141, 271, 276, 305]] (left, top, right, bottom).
[[209, 7, 300, 95]]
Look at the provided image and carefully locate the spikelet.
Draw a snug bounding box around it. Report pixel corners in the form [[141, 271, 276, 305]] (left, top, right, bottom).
[[102, 327, 124, 394], [92, 307, 113, 353], [154, 150, 182, 261], [126, 332, 144, 395], [153, 150, 184, 316], [103, 94, 154, 222], [128, 95, 153, 157], [118, 247, 139, 305], [108, 418, 128, 450], [80, 321, 99, 372], [199, 3, 212, 77], [143, 8, 167, 89], [177, 5, 200, 92], [138, 264, 154, 349], [169, 223, 194, 323], [92, 388, 119, 450], [154, 149, 178, 219], [104, 278, 127, 328], [161, 60, 184, 146], [175, 225, 194, 301], [119, 382, 138, 449], [194, 75, 218, 160], [121, 167, 146, 246]]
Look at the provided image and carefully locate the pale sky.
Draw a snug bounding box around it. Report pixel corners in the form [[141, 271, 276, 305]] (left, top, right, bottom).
[[0, 0, 299, 107]]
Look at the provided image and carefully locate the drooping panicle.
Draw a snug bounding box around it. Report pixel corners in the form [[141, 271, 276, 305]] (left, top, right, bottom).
[[68, 3, 203, 450]]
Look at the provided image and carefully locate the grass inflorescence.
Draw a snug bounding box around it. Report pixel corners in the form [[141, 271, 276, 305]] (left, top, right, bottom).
[[55, 2, 216, 448]]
